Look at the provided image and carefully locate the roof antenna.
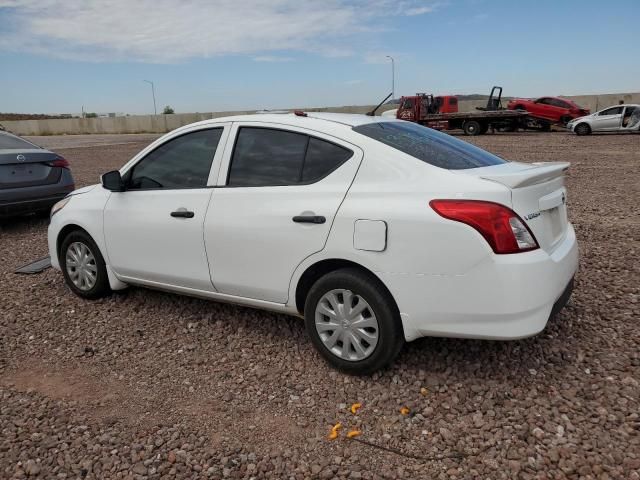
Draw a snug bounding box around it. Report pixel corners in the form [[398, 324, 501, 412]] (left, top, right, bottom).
[[366, 92, 393, 116]]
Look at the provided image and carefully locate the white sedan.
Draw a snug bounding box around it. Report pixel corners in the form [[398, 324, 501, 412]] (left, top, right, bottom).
[[567, 104, 640, 135], [48, 113, 578, 374]]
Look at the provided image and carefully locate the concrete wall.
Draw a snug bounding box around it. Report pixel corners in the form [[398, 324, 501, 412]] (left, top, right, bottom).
[[3, 92, 639, 136]]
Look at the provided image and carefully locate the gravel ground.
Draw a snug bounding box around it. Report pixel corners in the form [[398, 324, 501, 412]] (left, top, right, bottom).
[[1, 131, 639, 479]]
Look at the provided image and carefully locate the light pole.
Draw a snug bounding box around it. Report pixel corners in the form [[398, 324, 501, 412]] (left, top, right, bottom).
[[386, 55, 395, 101], [143, 80, 157, 115]]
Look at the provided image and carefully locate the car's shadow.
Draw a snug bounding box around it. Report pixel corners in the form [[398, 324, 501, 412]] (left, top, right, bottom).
[[394, 305, 581, 382], [116, 284, 581, 383], [0, 213, 49, 233]]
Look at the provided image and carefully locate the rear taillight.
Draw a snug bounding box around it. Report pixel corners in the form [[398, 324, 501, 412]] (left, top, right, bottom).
[[430, 200, 539, 254], [47, 157, 70, 168]]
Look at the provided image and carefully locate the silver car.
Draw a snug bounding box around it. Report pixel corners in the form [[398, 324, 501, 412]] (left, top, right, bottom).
[[0, 131, 75, 218], [567, 104, 640, 135]]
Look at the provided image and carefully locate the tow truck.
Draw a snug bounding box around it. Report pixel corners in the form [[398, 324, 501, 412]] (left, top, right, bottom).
[[379, 87, 529, 135]]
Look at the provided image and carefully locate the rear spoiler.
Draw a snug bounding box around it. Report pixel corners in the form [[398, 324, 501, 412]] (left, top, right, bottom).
[[479, 162, 570, 189]]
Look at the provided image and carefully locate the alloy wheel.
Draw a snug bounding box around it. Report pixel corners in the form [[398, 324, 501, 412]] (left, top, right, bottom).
[[65, 241, 98, 291], [314, 289, 379, 361]]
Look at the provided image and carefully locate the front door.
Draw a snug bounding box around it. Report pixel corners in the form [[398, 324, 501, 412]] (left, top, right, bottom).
[[204, 123, 362, 303], [104, 126, 228, 291], [591, 106, 624, 131]]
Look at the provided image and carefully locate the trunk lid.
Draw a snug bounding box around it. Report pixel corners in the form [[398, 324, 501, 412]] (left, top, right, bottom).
[[460, 161, 570, 253], [0, 149, 63, 189]]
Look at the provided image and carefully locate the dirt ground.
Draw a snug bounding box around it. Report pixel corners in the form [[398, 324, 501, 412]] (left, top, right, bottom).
[[1, 131, 639, 480]]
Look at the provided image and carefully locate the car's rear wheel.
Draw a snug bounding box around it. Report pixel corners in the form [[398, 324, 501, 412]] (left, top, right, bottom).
[[304, 268, 404, 375], [60, 230, 111, 299], [575, 123, 591, 136], [463, 120, 482, 136]]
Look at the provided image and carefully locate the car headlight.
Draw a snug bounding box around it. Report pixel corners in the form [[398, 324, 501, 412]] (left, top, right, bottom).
[[50, 197, 71, 218]]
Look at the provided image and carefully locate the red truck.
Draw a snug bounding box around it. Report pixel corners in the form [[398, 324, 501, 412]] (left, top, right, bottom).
[[389, 87, 528, 135], [507, 96, 590, 125]]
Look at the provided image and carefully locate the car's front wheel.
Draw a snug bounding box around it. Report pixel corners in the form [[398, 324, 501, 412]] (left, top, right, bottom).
[[60, 230, 111, 299], [304, 268, 404, 375], [575, 123, 591, 136]]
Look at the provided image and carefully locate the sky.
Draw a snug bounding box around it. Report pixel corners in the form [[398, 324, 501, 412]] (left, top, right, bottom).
[[0, 0, 638, 115]]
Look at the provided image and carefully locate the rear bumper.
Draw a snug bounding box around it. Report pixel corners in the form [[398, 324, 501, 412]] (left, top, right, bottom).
[[0, 193, 68, 217], [0, 169, 74, 217], [382, 224, 579, 341]]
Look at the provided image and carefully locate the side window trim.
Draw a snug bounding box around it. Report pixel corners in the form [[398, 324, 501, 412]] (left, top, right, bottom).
[[217, 123, 355, 188], [119, 123, 231, 190]]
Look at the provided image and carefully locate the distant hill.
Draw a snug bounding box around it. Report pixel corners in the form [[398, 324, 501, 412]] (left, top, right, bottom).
[[0, 113, 74, 121]]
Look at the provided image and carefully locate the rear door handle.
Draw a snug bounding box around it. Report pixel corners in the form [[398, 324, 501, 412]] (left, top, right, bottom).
[[170, 209, 194, 218], [292, 215, 326, 224]]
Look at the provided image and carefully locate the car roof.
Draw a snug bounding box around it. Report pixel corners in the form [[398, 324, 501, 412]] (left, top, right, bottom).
[[179, 112, 397, 133]]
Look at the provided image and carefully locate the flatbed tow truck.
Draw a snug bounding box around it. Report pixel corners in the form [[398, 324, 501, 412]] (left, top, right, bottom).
[[379, 87, 530, 135]]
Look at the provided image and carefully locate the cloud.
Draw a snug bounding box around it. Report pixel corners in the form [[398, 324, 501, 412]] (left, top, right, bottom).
[[405, 6, 435, 15], [0, 0, 442, 63], [253, 56, 294, 63]]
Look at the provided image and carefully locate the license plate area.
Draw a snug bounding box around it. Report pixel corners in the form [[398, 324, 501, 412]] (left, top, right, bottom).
[[544, 205, 567, 247]]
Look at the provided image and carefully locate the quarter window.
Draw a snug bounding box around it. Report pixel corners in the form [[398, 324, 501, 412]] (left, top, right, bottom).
[[227, 127, 352, 187], [302, 137, 353, 182], [127, 129, 222, 190]]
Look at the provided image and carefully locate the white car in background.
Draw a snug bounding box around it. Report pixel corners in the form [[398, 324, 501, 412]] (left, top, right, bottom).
[[567, 104, 640, 135], [48, 113, 578, 374]]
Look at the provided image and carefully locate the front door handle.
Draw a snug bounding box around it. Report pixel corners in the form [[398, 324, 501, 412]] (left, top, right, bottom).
[[171, 209, 194, 218], [292, 215, 326, 224]]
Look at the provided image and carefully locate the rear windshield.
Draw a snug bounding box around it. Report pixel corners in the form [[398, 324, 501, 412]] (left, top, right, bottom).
[[0, 133, 38, 150], [352, 121, 507, 170]]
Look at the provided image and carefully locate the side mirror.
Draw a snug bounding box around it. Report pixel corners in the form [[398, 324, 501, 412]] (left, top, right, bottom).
[[101, 170, 125, 192]]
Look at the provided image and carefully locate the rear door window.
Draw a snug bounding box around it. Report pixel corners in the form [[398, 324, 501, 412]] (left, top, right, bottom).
[[353, 121, 506, 170], [227, 127, 353, 186]]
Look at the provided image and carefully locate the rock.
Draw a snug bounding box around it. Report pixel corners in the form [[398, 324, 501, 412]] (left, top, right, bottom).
[[132, 463, 147, 475], [24, 460, 41, 476]]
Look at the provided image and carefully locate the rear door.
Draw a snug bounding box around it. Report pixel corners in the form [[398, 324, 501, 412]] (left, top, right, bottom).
[[530, 98, 552, 119], [204, 122, 362, 303]]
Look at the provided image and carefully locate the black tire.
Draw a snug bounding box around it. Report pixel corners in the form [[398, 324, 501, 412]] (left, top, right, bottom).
[[479, 123, 489, 134], [463, 120, 482, 136], [540, 121, 552, 132], [560, 115, 572, 126], [575, 123, 591, 136], [304, 268, 404, 375], [60, 229, 111, 299]]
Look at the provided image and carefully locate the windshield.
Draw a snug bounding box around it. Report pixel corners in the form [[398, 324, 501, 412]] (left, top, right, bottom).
[[0, 132, 39, 150], [353, 121, 507, 170]]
